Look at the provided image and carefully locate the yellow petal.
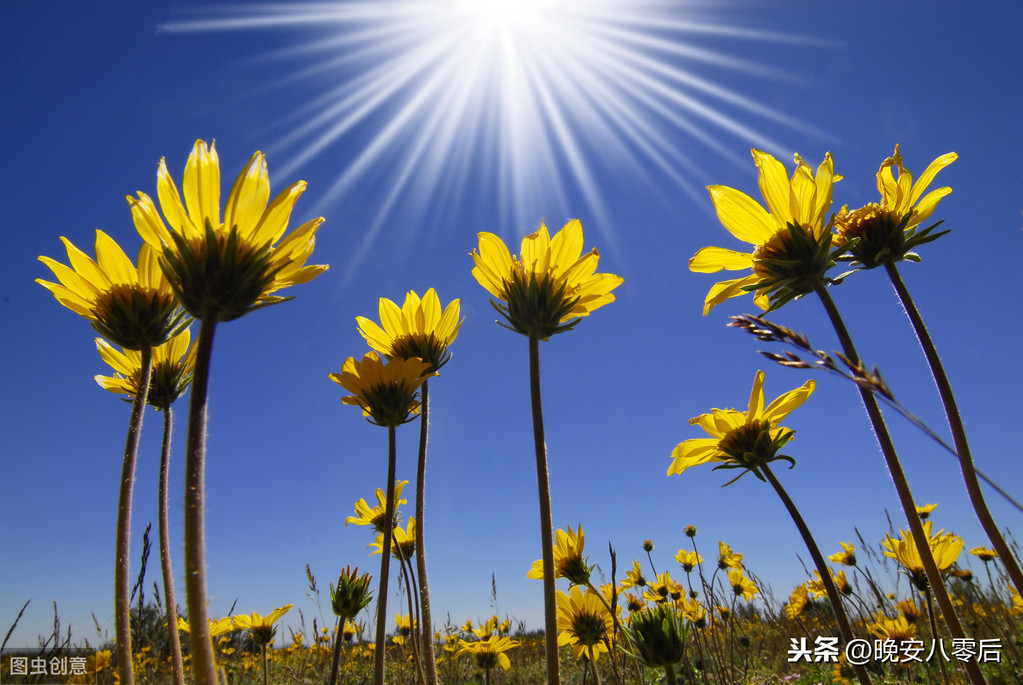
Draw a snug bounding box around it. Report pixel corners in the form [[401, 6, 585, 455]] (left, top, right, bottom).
[[753, 149, 793, 226], [224, 152, 270, 241], [706, 185, 776, 245], [701, 273, 760, 315], [910, 152, 957, 207], [689, 247, 754, 273], [762, 379, 816, 425], [747, 370, 766, 419], [94, 230, 138, 286], [183, 140, 221, 234], [667, 438, 723, 475]]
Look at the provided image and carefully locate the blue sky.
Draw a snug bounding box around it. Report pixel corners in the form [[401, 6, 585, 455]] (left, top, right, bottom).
[[3, 0, 1022, 648]]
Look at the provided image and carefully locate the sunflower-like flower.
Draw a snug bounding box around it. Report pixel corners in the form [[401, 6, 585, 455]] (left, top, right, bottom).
[[784, 583, 810, 619], [471, 219, 624, 339], [970, 547, 998, 562], [129, 140, 328, 321], [392, 613, 416, 646], [674, 550, 703, 573], [916, 503, 938, 520], [176, 616, 236, 639], [38, 231, 185, 349], [555, 586, 615, 662], [668, 370, 815, 481], [678, 596, 706, 628], [835, 145, 956, 268], [232, 605, 293, 647], [882, 521, 964, 592], [895, 599, 920, 624], [94, 329, 196, 410], [808, 568, 852, 598], [642, 572, 682, 605], [369, 517, 416, 560], [357, 289, 463, 372], [329, 566, 374, 622], [727, 569, 759, 601], [620, 602, 686, 670], [345, 481, 409, 534], [456, 635, 520, 672], [527, 524, 592, 585], [867, 613, 917, 646], [717, 542, 743, 570], [690, 149, 840, 314], [828, 541, 857, 567], [620, 560, 647, 590], [329, 352, 435, 427]]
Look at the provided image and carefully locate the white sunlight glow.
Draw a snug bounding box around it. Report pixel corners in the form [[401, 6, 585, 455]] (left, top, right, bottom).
[[163, 1, 831, 270]]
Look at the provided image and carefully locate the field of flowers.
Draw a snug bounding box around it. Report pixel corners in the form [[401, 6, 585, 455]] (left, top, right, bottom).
[[11, 138, 1022, 685]]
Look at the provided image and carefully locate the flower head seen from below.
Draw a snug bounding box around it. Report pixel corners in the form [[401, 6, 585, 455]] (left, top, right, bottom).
[[129, 140, 328, 321], [717, 542, 743, 570], [456, 635, 519, 672], [345, 481, 408, 534], [727, 569, 759, 601], [527, 524, 591, 586], [835, 145, 956, 268], [369, 517, 416, 560], [329, 352, 435, 427], [785, 583, 810, 619], [828, 541, 857, 566], [95, 328, 197, 410], [690, 149, 841, 314], [882, 521, 964, 592], [556, 586, 614, 662], [329, 566, 374, 622], [668, 370, 815, 483], [177, 616, 235, 639], [916, 503, 938, 520], [231, 605, 293, 647], [970, 547, 998, 562], [620, 602, 686, 670], [38, 231, 185, 349], [471, 219, 624, 340], [357, 289, 462, 372], [674, 550, 702, 573]]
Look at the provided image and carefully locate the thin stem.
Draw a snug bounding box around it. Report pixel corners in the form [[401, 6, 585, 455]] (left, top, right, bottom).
[[184, 314, 219, 685], [415, 380, 439, 685], [886, 261, 1023, 593], [397, 549, 426, 685], [159, 406, 185, 685], [114, 344, 152, 685], [261, 643, 268, 685], [328, 618, 343, 685], [760, 463, 871, 685], [664, 662, 677, 685], [813, 283, 987, 685], [374, 426, 398, 685], [528, 334, 561, 685]]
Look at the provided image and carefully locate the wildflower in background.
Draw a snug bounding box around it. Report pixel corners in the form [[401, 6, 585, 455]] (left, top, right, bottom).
[[916, 503, 938, 520], [835, 145, 956, 268], [895, 599, 920, 624], [620, 602, 687, 683], [883, 521, 964, 591], [689, 149, 840, 314], [328, 567, 373, 685], [329, 352, 435, 427], [39, 230, 187, 685], [370, 517, 416, 561], [624, 592, 645, 613], [867, 613, 917, 645], [728, 569, 759, 601], [808, 569, 851, 597], [717, 542, 744, 570], [392, 614, 416, 646], [642, 572, 677, 604], [831, 654, 856, 685], [357, 289, 462, 685], [828, 541, 857, 566], [970, 547, 998, 562], [345, 481, 409, 534], [684, 525, 698, 538], [556, 586, 615, 663], [950, 568, 973, 582], [176, 616, 236, 638], [456, 635, 520, 675], [668, 370, 814, 480], [679, 596, 706, 628], [527, 524, 591, 585], [232, 605, 293, 685], [674, 550, 702, 573], [473, 616, 498, 640], [785, 584, 810, 619], [621, 560, 647, 589], [1010, 586, 1023, 614]]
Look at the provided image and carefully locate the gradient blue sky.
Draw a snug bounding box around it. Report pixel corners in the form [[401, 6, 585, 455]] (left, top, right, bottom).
[[3, 1, 1022, 648]]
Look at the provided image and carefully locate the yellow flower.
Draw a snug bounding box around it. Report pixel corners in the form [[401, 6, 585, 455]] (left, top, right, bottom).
[[867, 613, 916, 644], [527, 524, 591, 585], [471, 219, 623, 339], [674, 550, 703, 573], [357, 289, 463, 371], [555, 586, 615, 662], [232, 605, 293, 647], [456, 635, 519, 671], [620, 560, 647, 590], [882, 521, 964, 591], [94, 328, 196, 409], [642, 572, 677, 604], [785, 583, 810, 619], [970, 547, 998, 562], [727, 569, 758, 601], [1010, 586, 1023, 615], [345, 481, 409, 534], [369, 516, 416, 560], [690, 149, 839, 314], [679, 596, 706, 628], [37, 231, 184, 349], [129, 139, 328, 321], [895, 599, 920, 624], [392, 613, 416, 645], [915, 502, 938, 519], [177, 616, 236, 638], [828, 541, 857, 566], [328, 352, 435, 427], [329, 566, 374, 622], [835, 145, 957, 268], [807, 569, 851, 598], [716, 542, 743, 570], [668, 370, 815, 479]]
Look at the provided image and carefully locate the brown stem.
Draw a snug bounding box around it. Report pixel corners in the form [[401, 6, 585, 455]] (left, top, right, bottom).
[[184, 314, 219, 685], [158, 406, 185, 685], [885, 261, 1023, 593], [373, 426, 398, 685], [529, 334, 561, 685], [760, 463, 871, 685], [415, 380, 439, 685], [328, 618, 343, 685], [114, 344, 152, 685], [813, 283, 986, 685]]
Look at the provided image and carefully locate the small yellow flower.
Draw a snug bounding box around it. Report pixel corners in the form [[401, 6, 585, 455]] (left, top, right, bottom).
[[177, 616, 236, 638], [94, 328, 197, 409], [690, 149, 839, 314], [828, 541, 857, 566], [346, 481, 409, 533], [456, 635, 519, 671], [37, 231, 185, 349], [232, 605, 293, 647], [970, 547, 998, 562], [717, 542, 743, 570], [882, 521, 964, 591], [471, 219, 623, 339], [727, 569, 758, 601], [895, 599, 920, 624], [329, 566, 374, 622], [328, 352, 436, 427], [555, 586, 615, 662], [915, 503, 938, 519], [668, 370, 815, 479], [1010, 586, 1023, 615], [674, 550, 703, 573], [785, 584, 810, 619], [642, 572, 679, 604], [129, 140, 328, 321], [867, 613, 916, 644], [807, 569, 851, 598], [620, 560, 647, 589], [369, 516, 416, 560], [527, 524, 591, 585], [357, 288, 463, 371]]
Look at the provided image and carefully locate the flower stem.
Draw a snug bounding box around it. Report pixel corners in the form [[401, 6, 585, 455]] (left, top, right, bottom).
[[114, 344, 152, 685], [760, 463, 871, 685], [374, 426, 398, 685], [885, 261, 1023, 594], [415, 380, 439, 685], [396, 549, 426, 685], [813, 283, 986, 685], [328, 618, 343, 685], [159, 405, 185, 685], [528, 334, 560, 685], [183, 314, 219, 685]]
